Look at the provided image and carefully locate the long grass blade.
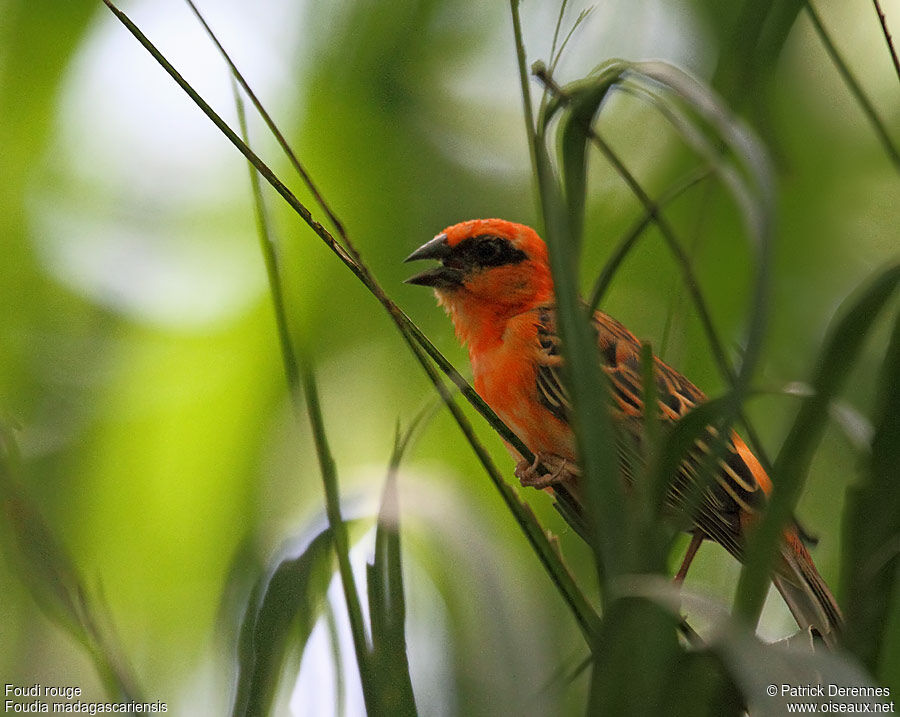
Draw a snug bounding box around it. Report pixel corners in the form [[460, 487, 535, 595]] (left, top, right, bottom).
[[510, 0, 539, 185], [805, 1, 900, 170], [841, 310, 900, 682], [232, 80, 300, 402], [232, 527, 339, 717], [537, 135, 627, 581], [233, 81, 378, 712], [300, 367, 379, 713], [734, 263, 900, 627], [103, 0, 602, 647], [183, 0, 346, 239], [0, 423, 141, 702], [365, 423, 420, 716]]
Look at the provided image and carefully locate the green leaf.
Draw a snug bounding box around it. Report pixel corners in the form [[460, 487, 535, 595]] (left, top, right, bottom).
[[0, 422, 141, 701], [557, 61, 631, 243], [587, 598, 682, 716], [711, 620, 886, 716], [535, 133, 626, 583], [365, 424, 418, 716], [232, 526, 339, 717], [300, 366, 378, 711], [735, 262, 900, 626], [664, 651, 743, 717], [842, 309, 900, 689]]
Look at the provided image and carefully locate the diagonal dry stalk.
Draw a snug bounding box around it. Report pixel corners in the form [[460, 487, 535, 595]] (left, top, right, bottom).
[[102, 0, 603, 645], [871, 0, 900, 82]]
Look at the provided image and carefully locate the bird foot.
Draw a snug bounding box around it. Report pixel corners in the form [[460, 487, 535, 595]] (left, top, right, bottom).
[[515, 453, 580, 489]]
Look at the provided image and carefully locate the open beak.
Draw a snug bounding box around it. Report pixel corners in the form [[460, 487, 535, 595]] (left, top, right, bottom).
[[403, 233, 463, 288]]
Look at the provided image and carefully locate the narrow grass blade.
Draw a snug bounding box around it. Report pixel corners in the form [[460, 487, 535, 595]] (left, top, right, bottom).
[[587, 165, 712, 313], [509, 0, 539, 186], [638, 343, 660, 517], [537, 134, 626, 582], [549, 7, 593, 78], [232, 80, 300, 402], [841, 310, 900, 688], [232, 527, 338, 717], [530, 59, 632, 582], [805, 1, 900, 170], [300, 366, 377, 712], [323, 602, 346, 717], [734, 263, 900, 627], [557, 62, 630, 242], [365, 423, 419, 716], [105, 0, 601, 648], [587, 598, 683, 717], [0, 423, 141, 701]]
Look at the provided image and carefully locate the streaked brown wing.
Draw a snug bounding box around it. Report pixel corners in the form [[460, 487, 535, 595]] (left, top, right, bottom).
[[532, 304, 766, 557]]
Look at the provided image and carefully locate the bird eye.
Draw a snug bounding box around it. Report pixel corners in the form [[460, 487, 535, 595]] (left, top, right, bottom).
[[476, 239, 501, 263]]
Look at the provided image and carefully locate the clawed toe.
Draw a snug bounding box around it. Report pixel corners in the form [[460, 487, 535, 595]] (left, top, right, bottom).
[[515, 453, 579, 489]]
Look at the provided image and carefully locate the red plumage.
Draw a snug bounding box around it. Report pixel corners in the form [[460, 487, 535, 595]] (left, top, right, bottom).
[[406, 218, 842, 646]]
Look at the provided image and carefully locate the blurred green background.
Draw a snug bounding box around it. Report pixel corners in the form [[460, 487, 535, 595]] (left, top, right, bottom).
[[1, 0, 898, 714]]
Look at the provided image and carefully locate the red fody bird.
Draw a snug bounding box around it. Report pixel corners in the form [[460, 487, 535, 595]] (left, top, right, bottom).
[[405, 218, 842, 646]]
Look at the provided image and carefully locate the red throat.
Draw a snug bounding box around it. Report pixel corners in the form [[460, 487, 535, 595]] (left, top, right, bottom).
[[434, 220, 554, 351]]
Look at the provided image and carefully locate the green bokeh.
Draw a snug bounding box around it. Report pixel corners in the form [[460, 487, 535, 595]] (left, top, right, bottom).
[[1, 0, 897, 714]]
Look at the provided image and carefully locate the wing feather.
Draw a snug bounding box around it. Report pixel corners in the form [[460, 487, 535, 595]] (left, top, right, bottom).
[[531, 304, 766, 557]]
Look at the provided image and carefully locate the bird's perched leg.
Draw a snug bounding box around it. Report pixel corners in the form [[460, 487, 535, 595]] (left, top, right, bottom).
[[673, 531, 705, 584], [515, 453, 581, 489]]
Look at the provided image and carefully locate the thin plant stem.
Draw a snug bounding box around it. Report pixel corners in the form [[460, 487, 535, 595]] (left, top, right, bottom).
[[324, 591, 347, 717], [510, 0, 539, 182], [805, 0, 900, 169], [587, 165, 712, 313], [542, 68, 779, 484], [235, 84, 377, 712], [872, 0, 900, 83], [102, 0, 602, 647], [301, 366, 377, 711], [233, 81, 300, 403], [184, 0, 347, 240], [540, 0, 570, 115], [550, 9, 593, 78]]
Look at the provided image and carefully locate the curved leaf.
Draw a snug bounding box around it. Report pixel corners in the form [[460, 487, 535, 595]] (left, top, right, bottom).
[[736, 263, 900, 625], [842, 310, 900, 689], [232, 526, 338, 717]]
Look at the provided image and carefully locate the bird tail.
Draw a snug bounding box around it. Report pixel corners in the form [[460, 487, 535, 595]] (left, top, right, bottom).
[[772, 530, 843, 649]]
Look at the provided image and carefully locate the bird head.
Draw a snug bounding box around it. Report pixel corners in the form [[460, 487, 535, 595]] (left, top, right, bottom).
[[404, 219, 553, 319]]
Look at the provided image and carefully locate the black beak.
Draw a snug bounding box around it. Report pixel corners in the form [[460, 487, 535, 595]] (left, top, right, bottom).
[[404, 233, 451, 263], [404, 234, 463, 288]]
